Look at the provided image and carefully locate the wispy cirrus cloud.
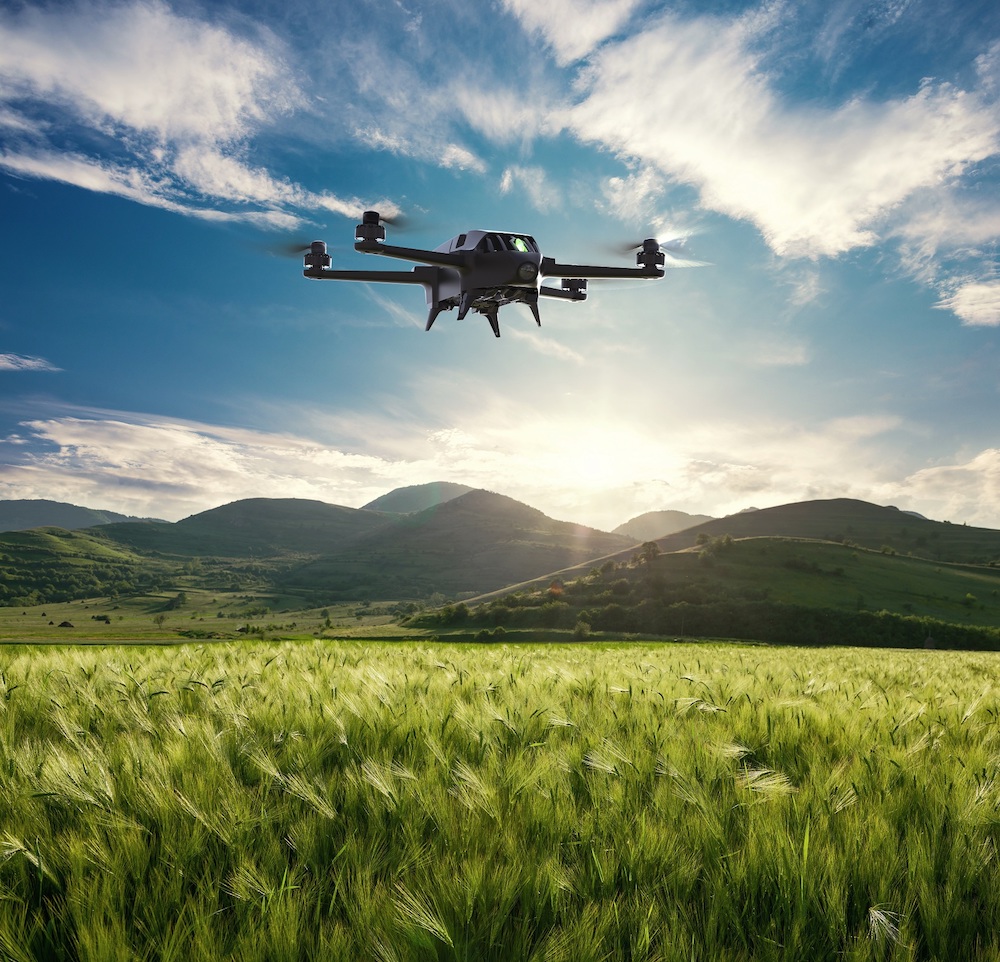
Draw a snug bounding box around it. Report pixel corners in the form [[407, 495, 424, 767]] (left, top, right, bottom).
[[500, 0, 643, 65], [0, 353, 61, 372], [935, 278, 1000, 326], [499, 165, 561, 211], [351, 125, 487, 175], [0, 0, 379, 224]]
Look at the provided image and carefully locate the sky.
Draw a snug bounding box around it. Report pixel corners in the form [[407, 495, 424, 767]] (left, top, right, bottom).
[[2, 0, 1000, 533]]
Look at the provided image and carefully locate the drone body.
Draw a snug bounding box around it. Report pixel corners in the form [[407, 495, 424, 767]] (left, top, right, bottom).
[[303, 211, 670, 337]]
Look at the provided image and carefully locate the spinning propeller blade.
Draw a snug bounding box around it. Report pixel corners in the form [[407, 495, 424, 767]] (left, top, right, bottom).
[[606, 233, 707, 268], [259, 238, 318, 258]]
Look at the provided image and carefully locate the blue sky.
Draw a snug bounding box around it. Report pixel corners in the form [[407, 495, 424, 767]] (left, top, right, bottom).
[[1, 0, 999, 531]]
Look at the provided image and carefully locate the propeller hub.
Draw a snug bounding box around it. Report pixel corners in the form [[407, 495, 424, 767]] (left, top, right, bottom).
[[304, 241, 330, 270], [356, 211, 386, 248]]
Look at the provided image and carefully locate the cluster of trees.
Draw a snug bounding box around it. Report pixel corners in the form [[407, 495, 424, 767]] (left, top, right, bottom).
[[0, 561, 146, 607]]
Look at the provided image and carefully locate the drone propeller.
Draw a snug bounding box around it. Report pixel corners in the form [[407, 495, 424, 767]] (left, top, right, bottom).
[[379, 211, 411, 230], [606, 233, 707, 267], [362, 209, 429, 234], [268, 239, 317, 258]]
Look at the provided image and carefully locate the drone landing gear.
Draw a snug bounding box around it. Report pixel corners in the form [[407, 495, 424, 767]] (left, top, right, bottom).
[[524, 289, 541, 327], [457, 290, 476, 321], [426, 304, 446, 331], [457, 290, 501, 336]]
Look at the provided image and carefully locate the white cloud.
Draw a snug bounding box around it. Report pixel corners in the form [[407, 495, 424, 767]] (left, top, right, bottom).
[[0, 353, 61, 372], [0, 0, 291, 143], [352, 125, 486, 176], [505, 326, 584, 362], [565, 11, 1000, 259], [440, 144, 487, 173], [0, 148, 187, 214], [773, 264, 826, 310], [499, 165, 560, 211], [883, 448, 1000, 527], [0, 148, 319, 227], [0, 413, 404, 521], [501, 0, 643, 65], [935, 278, 1000, 326], [452, 87, 556, 145], [599, 168, 665, 223], [0, 106, 42, 133], [0, 1, 372, 222]]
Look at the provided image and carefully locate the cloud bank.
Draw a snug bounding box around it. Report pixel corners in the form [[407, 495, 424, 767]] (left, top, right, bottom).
[[3, 401, 998, 532]]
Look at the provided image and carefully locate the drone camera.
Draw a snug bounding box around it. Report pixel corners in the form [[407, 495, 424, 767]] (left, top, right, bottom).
[[355, 210, 387, 248], [304, 240, 331, 270], [636, 238, 666, 270]]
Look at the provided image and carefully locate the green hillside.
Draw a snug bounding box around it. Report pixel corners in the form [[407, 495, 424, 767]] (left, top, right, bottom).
[[0, 491, 634, 606], [649, 537, 1000, 625], [95, 498, 389, 558], [0, 527, 173, 606], [6, 494, 1000, 628], [654, 498, 1000, 564], [423, 535, 1000, 649], [282, 489, 634, 600], [0, 499, 151, 531]]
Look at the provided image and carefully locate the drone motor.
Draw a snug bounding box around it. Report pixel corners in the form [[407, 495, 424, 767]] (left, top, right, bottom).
[[304, 241, 331, 271]]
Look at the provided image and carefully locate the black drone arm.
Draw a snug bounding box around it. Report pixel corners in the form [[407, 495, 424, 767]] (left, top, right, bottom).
[[540, 257, 663, 280], [303, 265, 440, 285], [539, 283, 587, 301], [355, 241, 469, 270]]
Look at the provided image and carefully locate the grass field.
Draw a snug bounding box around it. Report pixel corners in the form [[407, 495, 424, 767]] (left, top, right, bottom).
[[1, 639, 999, 960], [664, 538, 1000, 625], [0, 591, 415, 645]]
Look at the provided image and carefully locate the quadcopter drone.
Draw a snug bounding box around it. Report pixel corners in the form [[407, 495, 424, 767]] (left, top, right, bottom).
[[302, 211, 681, 337]]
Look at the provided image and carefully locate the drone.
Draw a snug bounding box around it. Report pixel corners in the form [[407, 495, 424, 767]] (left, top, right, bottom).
[[302, 211, 685, 337]]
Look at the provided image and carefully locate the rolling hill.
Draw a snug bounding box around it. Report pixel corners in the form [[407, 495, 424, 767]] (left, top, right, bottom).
[[0, 489, 634, 604], [0, 499, 153, 531], [650, 498, 1000, 564], [94, 498, 391, 558], [280, 489, 635, 600]]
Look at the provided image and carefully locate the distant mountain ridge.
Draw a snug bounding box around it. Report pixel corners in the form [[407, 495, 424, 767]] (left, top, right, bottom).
[[614, 509, 714, 541], [4, 487, 633, 603], [363, 482, 474, 514], [4, 490, 1000, 609], [0, 499, 155, 532]]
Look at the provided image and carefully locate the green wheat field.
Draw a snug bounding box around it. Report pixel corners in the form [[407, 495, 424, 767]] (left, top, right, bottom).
[[2, 640, 999, 961]]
